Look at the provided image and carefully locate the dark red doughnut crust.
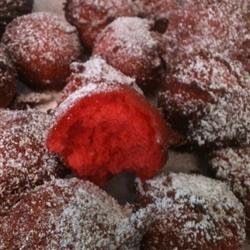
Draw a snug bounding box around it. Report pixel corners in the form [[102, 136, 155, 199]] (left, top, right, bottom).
[[2, 12, 82, 90], [158, 52, 250, 147], [209, 147, 250, 228], [64, 0, 139, 50], [0, 178, 141, 249], [0, 46, 16, 108], [132, 173, 246, 250], [0, 110, 64, 216], [61, 56, 137, 102], [0, 0, 33, 37], [93, 17, 165, 92], [47, 83, 171, 185], [140, 0, 248, 68]]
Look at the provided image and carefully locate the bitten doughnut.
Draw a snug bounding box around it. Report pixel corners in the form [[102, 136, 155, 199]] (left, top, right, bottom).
[[0, 178, 141, 249], [2, 12, 82, 90], [0, 46, 16, 108], [0, 0, 33, 37], [132, 173, 246, 250], [47, 80, 175, 185], [0, 110, 65, 215], [64, 0, 139, 50], [158, 52, 250, 147], [209, 147, 250, 228], [93, 17, 165, 92]]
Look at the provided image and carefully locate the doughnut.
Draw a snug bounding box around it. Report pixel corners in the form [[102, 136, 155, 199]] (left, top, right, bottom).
[[2, 12, 82, 90], [132, 173, 246, 250], [0, 46, 16, 108], [140, 0, 248, 68], [0, 0, 33, 37], [61, 56, 136, 102], [0, 178, 141, 249], [158, 52, 250, 147], [209, 147, 250, 228], [0, 109, 65, 215], [47, 81, 174, 185], [93, 17, 165, 92], [64, 0, 139, 50]]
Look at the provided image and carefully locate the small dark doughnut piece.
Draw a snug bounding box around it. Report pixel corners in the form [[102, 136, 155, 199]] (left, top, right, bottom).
[[0, 0, 33, 37], [0, 178, 141, 249], [0, 46, 16, 108], [0, 109, 65, 215], [2, 12, 82, 90], [132, 173, 246, 250]]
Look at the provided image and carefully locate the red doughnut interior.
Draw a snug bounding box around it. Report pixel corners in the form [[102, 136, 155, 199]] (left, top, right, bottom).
[[47, 87, 168, 185]]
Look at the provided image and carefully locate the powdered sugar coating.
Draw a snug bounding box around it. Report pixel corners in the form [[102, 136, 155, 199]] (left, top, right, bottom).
[[159, 52, 250, 147], [0, 46, 16, 107], [2, 12, 82, 90], [64, 0, 139, 49], [143, 0, 249, 67], [0, 109, 64, 215], [132, 173, 246, 249], [0, 178, 141, 249], [0, 0, 33, 36], [209, 147, 250, 225], [94, 17, 165, 90], [61, 56, 139, 101]]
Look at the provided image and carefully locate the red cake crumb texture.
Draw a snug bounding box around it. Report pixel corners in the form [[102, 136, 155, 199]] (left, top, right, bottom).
[[209, 147, 250, 227], [93, 17, 165, 92], [0, 0, 33, 36], [2, 12, 82, 90], [47, 82, 172, 185], [158, 52, 250, 147], [0, 178, 141, 249], [61, 56, 138, 102], [64, 0, 139, 50], [0, 46, 16, 108], [132, 173, 246, 250], [139, 0, 248, 68], [0, 109, 65, 216]]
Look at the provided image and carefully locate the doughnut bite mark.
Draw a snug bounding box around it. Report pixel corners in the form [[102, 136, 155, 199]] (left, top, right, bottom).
[[209, 147, 250, 228], [64, 0, 139, 50], [0, 0, 33, 37], [0, 110, 65, 216], [132, 173, 246, 250], [0, 178, 141, 249], [158, 52, 250, 147], [0, 46, 16, 108], [93, 17, 165, 92], [47, 83, 172, 185], [61, 56, 136, 102], [2, 12, 82, 90]]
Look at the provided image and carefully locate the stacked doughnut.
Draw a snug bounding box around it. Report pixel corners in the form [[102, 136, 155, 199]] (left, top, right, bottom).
[[0, 0, 248, 248]]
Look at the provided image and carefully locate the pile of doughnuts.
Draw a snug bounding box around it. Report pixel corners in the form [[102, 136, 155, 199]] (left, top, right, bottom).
[[0, 0, 249, 248]]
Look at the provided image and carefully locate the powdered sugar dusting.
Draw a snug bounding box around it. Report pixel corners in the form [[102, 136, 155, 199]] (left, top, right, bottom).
[[209, 147, 250, 223], [94, 17, 161, 67], [62, 56, 140, 100], [160, 52, 250, 146], [2, 12, 81, 87], [132, 173, 246, 249], [0, 178, 141, 249], [0, 109, 63, 215]]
